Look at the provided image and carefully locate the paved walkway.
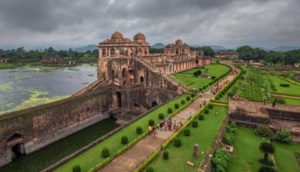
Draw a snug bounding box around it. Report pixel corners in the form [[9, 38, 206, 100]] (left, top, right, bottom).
[[100, 65, 238, 172]]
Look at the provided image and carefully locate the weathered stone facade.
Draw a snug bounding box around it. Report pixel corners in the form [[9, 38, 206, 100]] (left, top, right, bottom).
[[0, 32, 211, 167], [0, 87, 112, 166]]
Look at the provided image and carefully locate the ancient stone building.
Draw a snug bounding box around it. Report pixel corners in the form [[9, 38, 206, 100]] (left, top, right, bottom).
[[0, 32, 211, 167]]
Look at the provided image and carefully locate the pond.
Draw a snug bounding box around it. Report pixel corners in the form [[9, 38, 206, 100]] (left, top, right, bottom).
[[0, 64, 97, 115]]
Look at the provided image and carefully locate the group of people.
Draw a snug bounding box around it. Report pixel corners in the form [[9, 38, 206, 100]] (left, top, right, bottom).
[[148, 116, 189, 136]]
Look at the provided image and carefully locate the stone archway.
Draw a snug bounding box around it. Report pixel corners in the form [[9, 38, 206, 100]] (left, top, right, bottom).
[[128, 70, 135, 85], [151, 101, 158, 107], [116, 92, 122, 108], [6, 133, 25, 159], [140, 76, 144, 85]]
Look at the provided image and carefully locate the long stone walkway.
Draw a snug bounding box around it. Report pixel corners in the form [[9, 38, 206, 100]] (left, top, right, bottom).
[[100, 66, 238, 172]]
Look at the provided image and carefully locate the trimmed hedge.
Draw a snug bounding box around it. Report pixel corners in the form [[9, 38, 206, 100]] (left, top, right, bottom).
[[158, 113, 165, 120], [136, 127, 143, 135], [101, 148, 110, 158], [72, 165, 81, 172], [167, 108, 173, 114], [163, 151, 169, 160], [148, 119, 155, 126], [204, 109, 209, 114], [174, 103, 179, 109], [121, 136, 128, 145], [192, 121, 198, 128], [198, 114, 204, 120], [184, 129, 191, 136], [174, 139, 182, 147]]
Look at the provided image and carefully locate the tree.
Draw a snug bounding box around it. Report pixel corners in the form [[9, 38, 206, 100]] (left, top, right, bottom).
[[200, 46, 215, 56], [259, 142, 275, 161], [254, 48, 267, 61], [236, 45, 256, 62], [275, 130, 292, 144], [255, 126, 274, 139], [265, 51, 284, 65]]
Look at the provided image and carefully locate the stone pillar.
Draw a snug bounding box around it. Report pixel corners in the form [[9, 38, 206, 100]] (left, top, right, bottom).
[[193, 144, 199, 158]]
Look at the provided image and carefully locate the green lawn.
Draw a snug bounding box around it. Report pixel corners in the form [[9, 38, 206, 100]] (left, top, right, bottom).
[[273, 142, 300, 172], [0, 118, 118, 172], [55, 95, 191, 172], [228, 127, 266, 172], [238, 67, 266, 102], [228, 127, 300, 172], [282, 97, 300, 106], [145, 105, 228, 172], [174, 64, 231, 89], [265, 75, 300, 96]]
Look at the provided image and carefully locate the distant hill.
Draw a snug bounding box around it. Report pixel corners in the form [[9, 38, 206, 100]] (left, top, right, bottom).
[[151, 43, 165, 49], [74, 45, 97, 52], [274, 46, 300, 52], [190, 45, 228, 52]]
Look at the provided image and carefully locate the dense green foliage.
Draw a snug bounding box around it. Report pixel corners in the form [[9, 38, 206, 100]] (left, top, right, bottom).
[[162, 151, 169, 160], [255, 126, 275, 139], [72, 165, 81, 172], [101, 148, 110, 158], [212, 148, 230, 172], [275, 130, 293, 144], [236, 45, 300, 65], [0, 47, 97, 63]]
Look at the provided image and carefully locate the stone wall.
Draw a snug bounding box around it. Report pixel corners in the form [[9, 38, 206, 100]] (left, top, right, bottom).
[[266, 108, 300, 122], [0, 87, 112, 167]]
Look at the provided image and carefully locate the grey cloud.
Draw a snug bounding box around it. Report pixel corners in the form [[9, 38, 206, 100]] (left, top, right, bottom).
[[0, 0, 299, 49]]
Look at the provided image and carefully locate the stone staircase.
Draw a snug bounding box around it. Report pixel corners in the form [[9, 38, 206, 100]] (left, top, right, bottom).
[[72, 79, 108, 96]]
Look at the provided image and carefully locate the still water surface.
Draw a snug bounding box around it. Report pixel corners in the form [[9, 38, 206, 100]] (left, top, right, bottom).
[[0, 64, 97, 114]]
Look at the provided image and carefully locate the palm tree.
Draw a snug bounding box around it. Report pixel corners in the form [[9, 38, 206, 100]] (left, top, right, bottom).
[[259, 142, 275, 161]]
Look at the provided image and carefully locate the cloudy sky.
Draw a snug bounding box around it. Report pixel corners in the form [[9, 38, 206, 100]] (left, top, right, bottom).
[[0, 0, 299, 50]]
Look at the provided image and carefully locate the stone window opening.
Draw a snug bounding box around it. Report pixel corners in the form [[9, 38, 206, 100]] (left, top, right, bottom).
[[102, 48, 107, 57]]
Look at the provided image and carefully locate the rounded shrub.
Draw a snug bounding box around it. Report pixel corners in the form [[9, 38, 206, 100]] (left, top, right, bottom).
[[174, 103, 179, 109], [158, 113, 165, 120], [204, 109, 209, 114], [181, 100, 186, 105], [208, 104, 213, 109], [191, 93, 195, 98], [148, 119, 155, 126], [199, 88, 203, 91], [136, 126, 143, 135], [167, 108, 173, 114], [184, 129, 191, 136], [198, 114, 204, 120], [72, 165, 81, 172], [186, 96, 191, 101], [258, 166, 276, 172], [101, 148, 110, 158], [121, 136, 128, 145], [146, 167, 154, 172], [163, 151, 169, 160], [192, 121, 198, 128], [174, 138, 182, 147]]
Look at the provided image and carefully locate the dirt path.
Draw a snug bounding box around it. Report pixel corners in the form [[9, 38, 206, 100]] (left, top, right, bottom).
[[100, 65, 238, 172]]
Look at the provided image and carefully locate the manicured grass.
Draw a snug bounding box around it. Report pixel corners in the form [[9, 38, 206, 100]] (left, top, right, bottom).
[[282, 97, 300, 106], [228, 126, 300, 172], [265, 74, 300, 96], [145, 105, 228, 172], [55, 95, 191, 172], [227, 127, 265, 172], [238, 67, 267, 102], [0, 118, 118, 172], [174, 64, 231, 89], [273, 142, 300, 172]]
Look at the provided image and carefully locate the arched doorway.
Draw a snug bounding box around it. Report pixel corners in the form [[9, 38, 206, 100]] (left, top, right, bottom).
[[151, 101, 158, 107], [140, 76, 144, 85], [122, 68, 127, 77], [116, 92, 122, 108], [128, 70, 135, 85], [6, 133, 25, 159]]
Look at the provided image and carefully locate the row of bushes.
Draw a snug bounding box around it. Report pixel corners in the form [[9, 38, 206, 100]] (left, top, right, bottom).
[[255, 126, 293, 144], [86, 95, 197, 172], [212, 148, 230, 172], [215, 67, 242, 100], [223, 122, 237, 145]]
